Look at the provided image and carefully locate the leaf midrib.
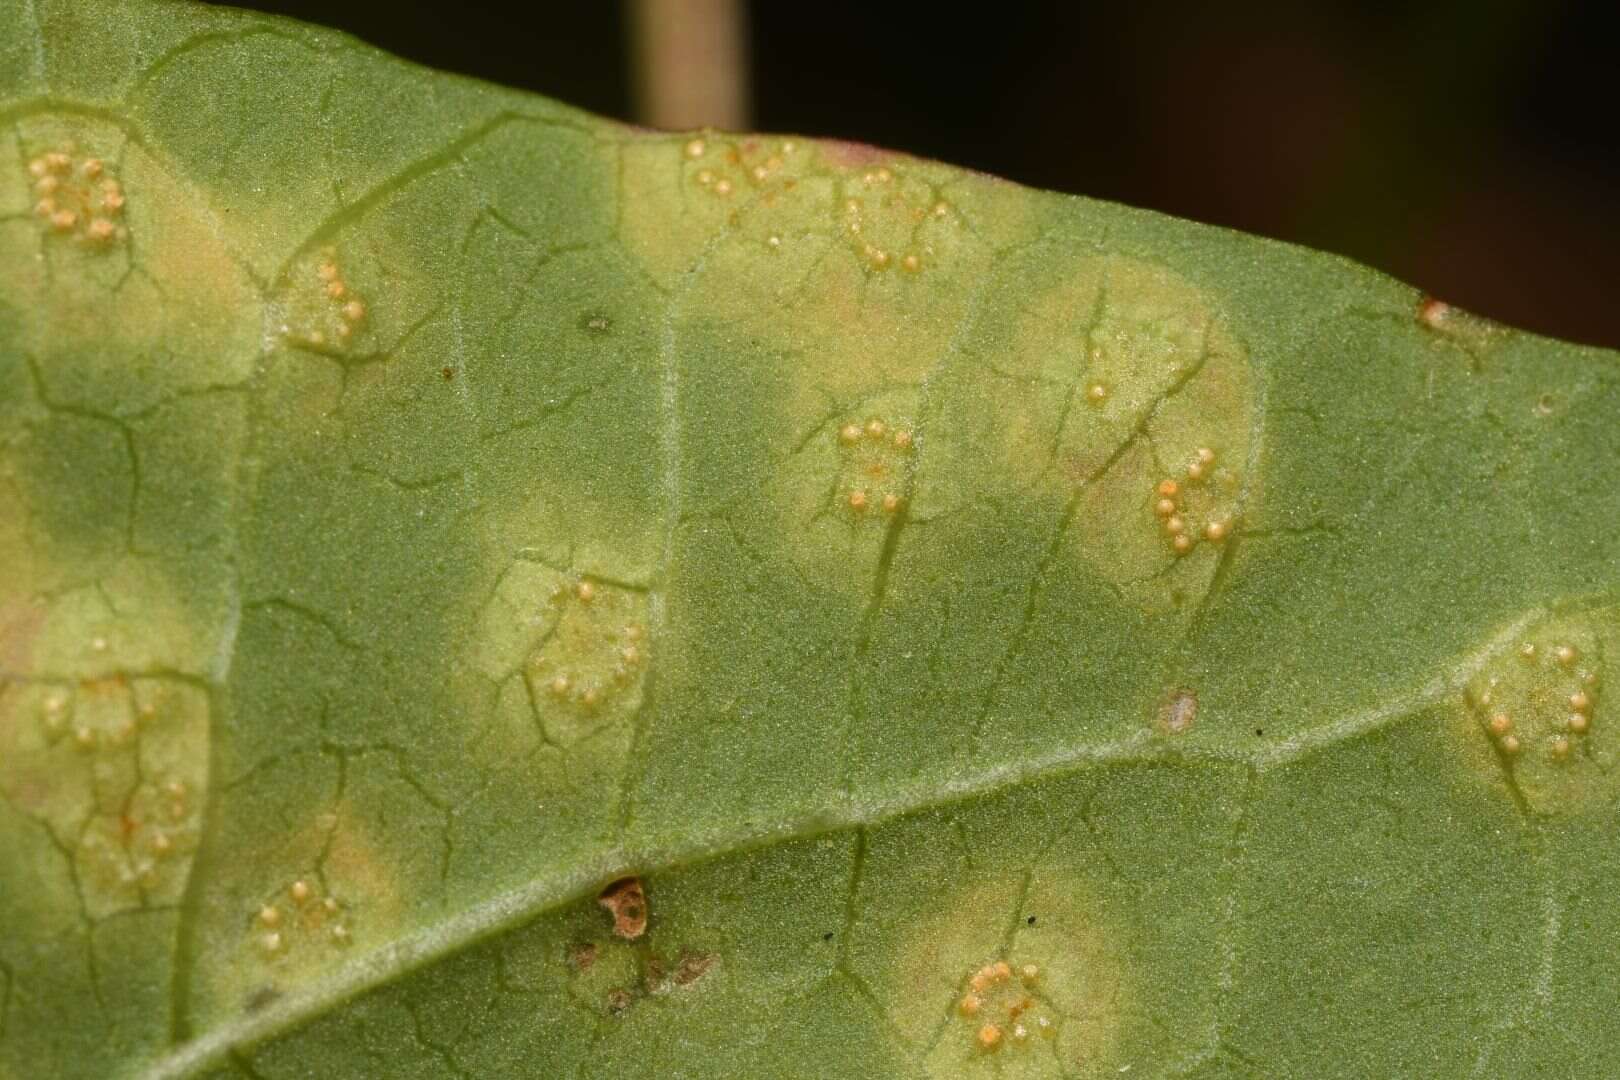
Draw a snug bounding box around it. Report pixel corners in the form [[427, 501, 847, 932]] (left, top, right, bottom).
[[140, 598, 1554, 1080]]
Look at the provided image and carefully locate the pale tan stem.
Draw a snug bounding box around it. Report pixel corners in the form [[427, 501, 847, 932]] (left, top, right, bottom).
[[628, 0, 751, 131]]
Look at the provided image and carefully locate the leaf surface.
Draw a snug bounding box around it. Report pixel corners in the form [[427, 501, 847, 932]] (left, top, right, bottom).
[[2, 2, 1618, 1078]]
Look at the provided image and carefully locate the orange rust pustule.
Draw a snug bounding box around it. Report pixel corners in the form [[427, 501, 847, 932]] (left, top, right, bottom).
[[598, 876, 648, 940], [1417, 295, 1451, 327]]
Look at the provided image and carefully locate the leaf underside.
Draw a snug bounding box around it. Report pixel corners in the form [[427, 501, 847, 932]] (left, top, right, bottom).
[[2, 2, 1618, 1078]]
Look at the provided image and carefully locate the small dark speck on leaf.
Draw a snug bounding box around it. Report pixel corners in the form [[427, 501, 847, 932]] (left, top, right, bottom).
[[245, 985, 281, 1013], [1255, 729, 1264, 737], [822, 931, 834, 942], [1027, 915, 1037, 926], [441, 366, 454, 380]]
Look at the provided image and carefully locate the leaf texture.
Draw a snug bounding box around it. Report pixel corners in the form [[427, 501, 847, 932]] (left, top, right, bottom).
[[1, 2, 1618, 1077]]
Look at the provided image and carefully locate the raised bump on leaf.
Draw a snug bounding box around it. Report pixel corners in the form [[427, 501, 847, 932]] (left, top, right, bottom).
[[23, 145, 127, 247], [4, 114, 260, 414], [1457, 608, 1618, 814], [278, 247, 371, 354], [474, 560, 650, 751], [0, 676, 206, 918], [889, 878, 1121, 1079]]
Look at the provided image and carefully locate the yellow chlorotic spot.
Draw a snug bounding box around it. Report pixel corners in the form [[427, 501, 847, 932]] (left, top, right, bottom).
[[549, 675, 571, 697], [1520, 642, 1537, 660], [977, 1024, 1002, 1051], [1501, 734, 1521, 754], [1551, 736, 1571, 759], [50, 209, 77, 231], [714, 178, 733, 196], [1172, 534, 1193, 554], [902, 253, 922, 273], [1204, 520, 1229, 542], [1487, 713, 1511, 736], [259, 905, 281, 928], [575, 581, 596, 603], [839, 423, 862, 445], [261, 932, 283, 954], [1570, 691, 1591, 713], [86, 218, 117, 242], [325, 281, 346, 299], [1157, 479, 1179, 498], [848, 490, 869, 512], [695, 169, 714, 186], [882, 493, 902, 514], [1086, 382, 1108, 403], [290, 880, 312, 903], [1568, 713, 1589, 735], [317, 262, 338, 281], [684, 138, 706, 159], [865, 419, 887, 439], [1154, 498, 1175, 517], [893, 430, 914, 450], [1555, 645, 1577, 667], [1164, 515, 1185, 535], [959, 993, 981, 1016], [867, 247, 891, 270], [342, 300, 365, 322]]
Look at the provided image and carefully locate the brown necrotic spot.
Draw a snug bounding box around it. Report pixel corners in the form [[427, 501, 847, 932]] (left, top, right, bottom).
[[598, 876, 648, 940], [570, 942, 598, 971], [672, 950, 717, 986], [1160, 689, 1198, 734]]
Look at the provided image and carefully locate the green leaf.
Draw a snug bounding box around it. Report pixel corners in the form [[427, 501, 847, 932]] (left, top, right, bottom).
[[3, 2, 1617, 1077]]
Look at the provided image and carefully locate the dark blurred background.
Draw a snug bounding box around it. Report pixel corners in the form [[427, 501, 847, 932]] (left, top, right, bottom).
[[221, 0, 1619, 347]]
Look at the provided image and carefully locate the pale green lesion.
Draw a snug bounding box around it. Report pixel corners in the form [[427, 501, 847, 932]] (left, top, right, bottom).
[[1458, 607, 1618, 814], [472, 558, 650, 757], [0, 675, 206, 918], [200, 755, 447, 1021], [863, 873, 1122, 1079], [272, 246, 371, 357], [944, 252, 1256, 614], [3, 114, 261, 414]]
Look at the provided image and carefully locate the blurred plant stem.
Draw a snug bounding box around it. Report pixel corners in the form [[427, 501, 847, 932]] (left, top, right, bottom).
[[629, 0, 750, 131]]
